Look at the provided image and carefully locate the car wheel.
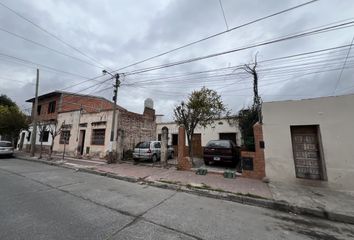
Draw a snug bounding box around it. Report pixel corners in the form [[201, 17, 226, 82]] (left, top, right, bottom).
[[152, 154, 158, 163], [204, 160, 210, 165]]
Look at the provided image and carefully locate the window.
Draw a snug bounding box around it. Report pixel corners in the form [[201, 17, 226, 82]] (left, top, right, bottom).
[[91, 129, 105, 145], [48, 101, 56, 113], [172, 134, 178, 145], [154, 142, 161, 148], [135, 142, 150, 148], [37, 105, 41, 115], [206, 140, 231, 148], [158, 134, 161, 141], [60, 130, 70, 144], [40, 131, 49, 142]]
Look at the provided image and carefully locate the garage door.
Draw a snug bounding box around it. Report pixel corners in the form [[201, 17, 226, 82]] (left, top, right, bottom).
[[291, 126, 323, 180]]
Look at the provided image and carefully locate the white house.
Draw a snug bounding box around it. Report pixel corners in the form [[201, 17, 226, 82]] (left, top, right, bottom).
[[156, 118, 241, 157], [262, 93, 354, 191]]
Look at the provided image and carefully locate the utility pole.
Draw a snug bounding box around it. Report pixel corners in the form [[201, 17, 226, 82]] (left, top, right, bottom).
[[103, 70, 120, 164], [30, 69, 39, 157]]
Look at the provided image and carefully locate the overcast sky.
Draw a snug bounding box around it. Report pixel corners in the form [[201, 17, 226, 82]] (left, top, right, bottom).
[[0, 0, 353, 120]]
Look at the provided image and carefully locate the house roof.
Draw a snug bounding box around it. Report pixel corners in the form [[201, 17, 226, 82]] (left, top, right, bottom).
[[25, 90, 127, 111], [263, 93, 354, 104]]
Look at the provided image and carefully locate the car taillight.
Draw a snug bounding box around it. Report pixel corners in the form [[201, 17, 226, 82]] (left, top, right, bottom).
[[147, 149, 151, 153]]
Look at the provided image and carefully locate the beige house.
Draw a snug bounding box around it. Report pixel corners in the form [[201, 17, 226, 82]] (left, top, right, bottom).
[[156, 118, 241, 157], [262, 93, 354, 191], [53, 99, 156, 159]]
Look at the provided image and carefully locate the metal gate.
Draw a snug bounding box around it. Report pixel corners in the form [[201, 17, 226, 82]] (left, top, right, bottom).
[[291, 126, 323, 180]]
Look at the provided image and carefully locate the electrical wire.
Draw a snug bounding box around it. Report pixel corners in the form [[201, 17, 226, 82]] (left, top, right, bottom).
[[0, 26, 104, 69], [0, 1, 109, 70], [95, 0, 320, 75]]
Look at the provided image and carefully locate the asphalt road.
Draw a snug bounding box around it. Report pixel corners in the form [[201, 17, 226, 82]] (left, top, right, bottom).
[[1, 157, 353, 240]]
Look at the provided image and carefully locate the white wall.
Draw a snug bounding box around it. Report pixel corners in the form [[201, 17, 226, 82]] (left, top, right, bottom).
[[262, 94, 354, 191], [53, 110, 117, 158], [18, 124, 55, 148], [156, 119, 241, 146]]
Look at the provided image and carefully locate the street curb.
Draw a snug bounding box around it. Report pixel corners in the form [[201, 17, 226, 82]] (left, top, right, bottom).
[[13, 155, 354, 225]]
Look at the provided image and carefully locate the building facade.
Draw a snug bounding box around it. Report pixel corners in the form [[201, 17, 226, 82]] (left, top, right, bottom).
[[156, 118, 241, 157], [262, 94, 354, 191], [52, 99, 156, 159], [18, 91, 156, 158]]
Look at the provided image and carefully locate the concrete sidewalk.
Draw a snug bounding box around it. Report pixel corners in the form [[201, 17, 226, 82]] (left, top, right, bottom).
[[14, 152, 354, 224]]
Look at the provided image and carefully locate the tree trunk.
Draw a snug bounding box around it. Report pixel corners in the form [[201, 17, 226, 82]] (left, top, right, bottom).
[[39, 140, 43, 159], [48, 137, 54, 160]]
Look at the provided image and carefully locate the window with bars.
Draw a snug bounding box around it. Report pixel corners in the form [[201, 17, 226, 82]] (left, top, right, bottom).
[[91, 129, 105, 145], [48, 101, 56, 113], [59, 130, 70, 144], [40, 131, 49, 142]]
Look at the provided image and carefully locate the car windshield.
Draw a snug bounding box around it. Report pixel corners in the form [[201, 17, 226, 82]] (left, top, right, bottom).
[[206, 140, 231, 148], [135, 142, 150, 148], [0, 142, 12, 147]]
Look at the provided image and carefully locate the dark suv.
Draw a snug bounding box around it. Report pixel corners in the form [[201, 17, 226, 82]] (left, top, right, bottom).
[[203, 140, 240, 166]]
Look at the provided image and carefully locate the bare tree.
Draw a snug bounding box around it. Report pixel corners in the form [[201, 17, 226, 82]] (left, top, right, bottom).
[[242, 54, 261, 108], [47, 120, 63, 160]]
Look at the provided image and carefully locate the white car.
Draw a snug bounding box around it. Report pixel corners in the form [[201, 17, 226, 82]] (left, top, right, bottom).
[[133, 141, 174, 162], [0, 141, 14, 157]]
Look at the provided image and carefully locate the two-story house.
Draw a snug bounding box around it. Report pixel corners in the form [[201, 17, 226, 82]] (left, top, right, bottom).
[[18, 91, 157, 160], [18, 90, 114, 152]]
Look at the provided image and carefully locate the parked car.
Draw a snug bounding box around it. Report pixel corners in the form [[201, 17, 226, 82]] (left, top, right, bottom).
[[203, 140, 240, 166], [133, 141, 174, 162], [0, 141, 14, 157]]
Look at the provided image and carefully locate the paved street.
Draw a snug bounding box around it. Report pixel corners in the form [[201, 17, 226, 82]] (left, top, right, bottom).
[[1, 158, 353, 240]]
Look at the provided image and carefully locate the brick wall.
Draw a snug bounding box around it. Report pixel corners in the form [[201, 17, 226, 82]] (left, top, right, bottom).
[[32, 95, 60, 122], [61, 94, 113, 113], [118, 107, 156, 151], [241, 122, 266, 179]]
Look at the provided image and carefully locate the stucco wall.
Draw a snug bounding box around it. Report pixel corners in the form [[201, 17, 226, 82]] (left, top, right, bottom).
[[156, 119, 241, 146], [53, 107, 156, 159], [53, 110, 114, 158], [262, 94, 354, 191]]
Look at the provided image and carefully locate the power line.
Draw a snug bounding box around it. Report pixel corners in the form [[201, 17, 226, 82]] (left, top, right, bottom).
[[104, 0, 319, 74], [0, 26, 104, 69], [125, 44, 353, 86], [0, 1, 109, 70], [332, 34, 354, 94], [0, 51, 92, 79], [218, 0, 229, 30], [125, 20, 354, 75], [0, 76, 35, 85]]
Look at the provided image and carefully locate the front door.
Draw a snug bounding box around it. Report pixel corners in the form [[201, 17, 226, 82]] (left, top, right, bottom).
[[291, 126, 324, 180], [192, 134, 202, 157], [78, 130, 86, 155]]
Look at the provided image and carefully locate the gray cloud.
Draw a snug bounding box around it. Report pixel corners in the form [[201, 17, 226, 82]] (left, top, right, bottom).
[[0, 0, 354, 121]]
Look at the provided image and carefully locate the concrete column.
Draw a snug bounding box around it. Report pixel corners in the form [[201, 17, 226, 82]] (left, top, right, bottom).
[[161, 126, 169, 167]]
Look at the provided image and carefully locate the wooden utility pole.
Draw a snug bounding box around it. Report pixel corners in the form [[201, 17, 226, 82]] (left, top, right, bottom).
[[30, 69, 39, 157]]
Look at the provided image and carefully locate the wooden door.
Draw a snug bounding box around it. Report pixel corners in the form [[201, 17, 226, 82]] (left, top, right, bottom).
[[192, 134, 203, 157], [78, 130, 86, 155], [291, 126, 322, 180]]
